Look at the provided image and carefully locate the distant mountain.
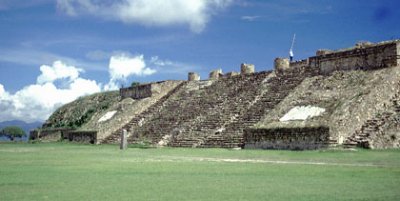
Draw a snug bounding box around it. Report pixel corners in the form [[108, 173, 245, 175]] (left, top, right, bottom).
[[0, 120, 43, 136]]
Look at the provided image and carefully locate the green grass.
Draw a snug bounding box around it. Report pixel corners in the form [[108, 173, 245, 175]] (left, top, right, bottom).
[[0, 143, 399, 201]]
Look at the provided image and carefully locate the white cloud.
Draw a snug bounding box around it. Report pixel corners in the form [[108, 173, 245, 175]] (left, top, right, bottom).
[[0, 84, 7, 97], [57, 0, 234, 32], [109, 54, 156, 78], [149, 56, 199, 76], [37, 61, 83, 84], [0, 52, 193, 122], [0, 61, 101, 123], [105, 54, 156, 90], [150, 56, 173, 66], [241, 15, 261, 21]]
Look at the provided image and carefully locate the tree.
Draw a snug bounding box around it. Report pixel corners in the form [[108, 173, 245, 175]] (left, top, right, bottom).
[[1, 126, 26, 141], [131, 81, 140, 88]]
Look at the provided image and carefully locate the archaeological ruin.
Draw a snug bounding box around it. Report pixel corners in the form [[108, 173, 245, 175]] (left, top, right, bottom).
[[35, 40, 400, 150]]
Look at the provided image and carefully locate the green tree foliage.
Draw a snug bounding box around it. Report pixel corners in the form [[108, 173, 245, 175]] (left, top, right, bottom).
[[1, 126, 26, 140], [131, 81, 140, 88]]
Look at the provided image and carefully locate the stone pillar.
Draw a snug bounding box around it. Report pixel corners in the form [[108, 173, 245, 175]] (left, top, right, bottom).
[[240, 63, 255, 74], [188, 72, 200, 81], [120, 129, 128, 150], [274, 58, 290, 72], [397, 42, 400, 66], [209, 69, 223, 80]]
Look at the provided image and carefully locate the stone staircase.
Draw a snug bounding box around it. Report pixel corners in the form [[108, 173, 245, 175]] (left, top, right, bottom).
[[170, 67, 319, 148], [221, 67, 318, 139], [101, 81, 188, 144], [344, 87, 400, 148], [102, 66, 319, 148], [168, 72, 271, 147], [125, 71, 272, 146]]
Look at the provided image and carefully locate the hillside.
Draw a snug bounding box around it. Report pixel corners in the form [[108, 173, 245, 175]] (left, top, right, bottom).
[[41, 81, 183, 141], [43, 91, 120, 129]]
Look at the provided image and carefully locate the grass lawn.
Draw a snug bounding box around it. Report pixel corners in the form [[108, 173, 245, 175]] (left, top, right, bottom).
[[0, 143, 399, 201]]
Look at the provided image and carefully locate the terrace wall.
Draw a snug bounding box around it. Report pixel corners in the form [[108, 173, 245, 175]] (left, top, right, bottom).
[[120, 81, 184, 100], [30, 128, 97, 144], [309, 41, 399, 74], [243, 126, 332, 150]]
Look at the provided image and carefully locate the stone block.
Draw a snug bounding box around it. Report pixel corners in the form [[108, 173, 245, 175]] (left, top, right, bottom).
[[225, 71, 239, 78], [240, 63, 255, 74], [209, 69, 223, 80], [274, 58, 290, 72], [188, 72, 200, 81]]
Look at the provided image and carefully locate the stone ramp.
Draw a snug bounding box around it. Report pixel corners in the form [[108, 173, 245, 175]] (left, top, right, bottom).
[[101, 81, 188, 144]]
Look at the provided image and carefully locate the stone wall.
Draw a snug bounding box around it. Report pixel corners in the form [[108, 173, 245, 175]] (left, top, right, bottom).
[[243, 126, 332, 150], [30, 128, 74, 142], [309, 41, 399, 74], [224, 71, 239, 78], [289, 59, 309, 69], [120, 81, 166, 99], [30, 128, 96, 144], [67, 131, 97, 144]]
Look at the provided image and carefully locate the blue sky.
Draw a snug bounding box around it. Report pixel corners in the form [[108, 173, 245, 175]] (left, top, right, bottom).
[[0, 0, 399, 123]]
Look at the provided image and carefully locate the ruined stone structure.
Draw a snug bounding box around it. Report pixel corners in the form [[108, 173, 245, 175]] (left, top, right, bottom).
[[41, 40, 400, 150], [120, 81, 171, 99], [224, 71, 239, 78], [30, 128, 97, 144], [309, 41, 400, 74], [274, 58, 290, 72], [241, 63, 255, 74], [188, 72, 200, 81], [209, 69, 223, 80]]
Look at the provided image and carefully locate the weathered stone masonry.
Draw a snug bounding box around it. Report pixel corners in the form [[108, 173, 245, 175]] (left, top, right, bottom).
[[243, 40, 400, 149], [309, 41, 400, 74], [30, 128, 97, 144], [39, 40, 400, 149], [101, 40, 400, 149], [120, 81, 169, 99], [244, 126, 331, 150]]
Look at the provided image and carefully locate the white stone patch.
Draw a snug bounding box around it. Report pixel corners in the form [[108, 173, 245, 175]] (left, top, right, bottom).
[[98, 111, 117, 122], [280, 106, 326, 122], [158, 135, 172, 147]]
